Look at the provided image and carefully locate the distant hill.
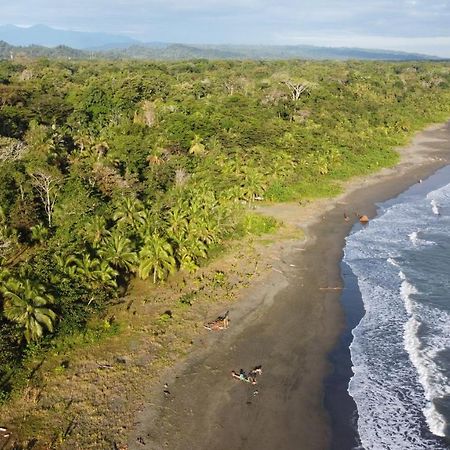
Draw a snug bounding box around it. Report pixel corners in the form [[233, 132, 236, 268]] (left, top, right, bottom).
[[0, 40, 85, 60], [0, 35, 442, 62], [193, 44, 439, 61], [0, 24, 138, 49], [105, 43, 439, 61]]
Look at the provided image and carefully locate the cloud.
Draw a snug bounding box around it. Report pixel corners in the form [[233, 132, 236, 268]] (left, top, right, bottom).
[[1, 0, 450, 55]]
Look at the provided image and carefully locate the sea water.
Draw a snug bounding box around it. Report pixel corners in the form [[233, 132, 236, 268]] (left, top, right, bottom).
[[344, 166, 450, 449]]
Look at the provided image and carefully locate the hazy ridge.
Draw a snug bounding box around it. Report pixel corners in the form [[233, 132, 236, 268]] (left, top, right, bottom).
[[0, 24, 442, 61]]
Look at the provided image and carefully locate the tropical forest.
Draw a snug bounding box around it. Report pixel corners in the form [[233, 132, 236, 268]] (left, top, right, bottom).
[[0, 57, 450, 446]]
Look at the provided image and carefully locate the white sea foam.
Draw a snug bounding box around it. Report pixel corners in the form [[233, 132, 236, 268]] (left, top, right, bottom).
[[387, 257, 399, 267], [408, 231, 435, 247], [348, 275, 442, 449], [400, 274, 450, 437], [344, 177, 450, 449], [428, 181, 450, 205], [430, 199, 440, 215]]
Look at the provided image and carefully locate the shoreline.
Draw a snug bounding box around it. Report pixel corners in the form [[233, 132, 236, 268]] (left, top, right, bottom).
[[324, 261, 363, 450], [129, 121, 450, 450], [327, 163, 450, 450]]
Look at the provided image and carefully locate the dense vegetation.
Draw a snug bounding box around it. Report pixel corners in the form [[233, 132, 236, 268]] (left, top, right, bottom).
[[0, 58, 449, 399], [1, 40, 442, 61]]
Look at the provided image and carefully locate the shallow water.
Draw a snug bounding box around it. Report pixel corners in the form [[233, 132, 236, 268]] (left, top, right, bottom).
[[343, 165, 450, 449]]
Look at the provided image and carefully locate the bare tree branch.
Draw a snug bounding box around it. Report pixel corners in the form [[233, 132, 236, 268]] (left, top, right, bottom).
[[30, 171, 62, 228], [281, 80, 312, 101]]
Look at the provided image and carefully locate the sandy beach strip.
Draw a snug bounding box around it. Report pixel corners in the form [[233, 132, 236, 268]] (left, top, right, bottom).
[[128, 121, 450, 450]]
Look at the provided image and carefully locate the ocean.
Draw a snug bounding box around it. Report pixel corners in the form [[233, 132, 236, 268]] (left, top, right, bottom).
[[335, 165, 450, 449]]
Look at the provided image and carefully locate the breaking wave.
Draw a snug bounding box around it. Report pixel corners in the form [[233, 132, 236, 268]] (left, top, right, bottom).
[[345, 170, 450, 449]]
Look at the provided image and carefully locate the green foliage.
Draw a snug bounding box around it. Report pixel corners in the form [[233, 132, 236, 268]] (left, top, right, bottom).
[[179, 291, 197, 306], [1, 278, 57, 343], [0, 106, 29, 138], [138, 234, 176, 282], [237, 213, 278, 236], [1, 57, 450, 401]]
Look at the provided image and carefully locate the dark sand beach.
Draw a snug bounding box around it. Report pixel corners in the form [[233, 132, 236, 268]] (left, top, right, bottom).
[[129, 121, 450, 450]]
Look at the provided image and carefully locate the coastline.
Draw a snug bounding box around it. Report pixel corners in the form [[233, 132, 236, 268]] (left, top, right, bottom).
[[129, 121, 450, 450], [327, 164, 450, 450]]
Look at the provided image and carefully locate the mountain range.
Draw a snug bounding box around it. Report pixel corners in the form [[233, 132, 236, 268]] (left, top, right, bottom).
[[0, 24, 138, 49], [0, 24, 442, 61]]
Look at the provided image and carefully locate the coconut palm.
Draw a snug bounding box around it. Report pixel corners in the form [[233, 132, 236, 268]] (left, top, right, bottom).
[[2, 279, 57, 343], [138, 234, 176, 283], [166, 206, 189, 241], [270, 152, 295, 179], [174, 236, 208, 273], [97, 231, 138, 273], [84, 216, 108, 249], [72, 254, 118, 290], [30, 223, 49, 244], [135, 206, 164, 239], [53, 253, 78, 280], [240, 167, 267, 202], [113, 197, 146, 230]]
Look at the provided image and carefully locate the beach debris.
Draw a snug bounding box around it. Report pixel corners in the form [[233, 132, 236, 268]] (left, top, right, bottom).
[[359, 215, 369, 224], [344, 212, 349, 222], [319, 287, 343, 290], [0, 427, 10, 440], [163, 383, 171, 397], [97, 363, 113, 370], [204, 311, 230, 331], [136, 436, 146, 445]]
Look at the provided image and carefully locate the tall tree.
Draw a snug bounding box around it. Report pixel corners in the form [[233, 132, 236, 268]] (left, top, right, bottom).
[[97, 231, 138, 273], [1, 279, 57, 343], [138, 234, 176, 283], [28, 168, 62, 228], [72, 255, 118, 290], [113, 197, 146, 230]]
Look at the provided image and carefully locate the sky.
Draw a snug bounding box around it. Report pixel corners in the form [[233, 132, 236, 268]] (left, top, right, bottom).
[[2, 0, 450, 57]]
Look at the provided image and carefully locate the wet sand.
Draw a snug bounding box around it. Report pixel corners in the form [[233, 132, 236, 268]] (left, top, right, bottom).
[[129, 121, 450, 450]]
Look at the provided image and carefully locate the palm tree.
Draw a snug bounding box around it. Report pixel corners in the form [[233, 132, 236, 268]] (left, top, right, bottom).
[[166, 206, 188, 241], [84, 216, 108, 249], [271, 152, 295, 179], [240, 167, 267, 202], [2, 279, 57, 343], [138, 234, 176, 283], [97, 231, 138, 273], [30, 223, 49, 244], [113, 198, 146, 230], [174, 235, 208, 273], [0, 266, 11, 286], [72, 254, 118, 290], [189, 216, 220, 245], [136, 207, 164, 240]]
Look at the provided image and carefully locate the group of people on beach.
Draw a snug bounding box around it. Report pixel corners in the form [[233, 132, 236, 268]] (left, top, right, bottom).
[[203, 311, 262, 386], [231, 366, 262, 385]]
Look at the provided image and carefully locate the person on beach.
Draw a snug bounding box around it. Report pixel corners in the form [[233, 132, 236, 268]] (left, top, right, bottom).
[[249, 366, 262, 378], [231, 369, 254, 383], [231, 366, 262, 384]]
